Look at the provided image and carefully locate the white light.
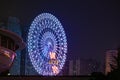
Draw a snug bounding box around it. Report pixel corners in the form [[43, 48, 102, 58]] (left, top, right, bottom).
[[28, 13, 67, 76]]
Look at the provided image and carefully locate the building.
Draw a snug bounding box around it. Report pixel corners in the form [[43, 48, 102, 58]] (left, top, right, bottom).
[[0, 17, 38, 75], [105, 50, 118, 74], [67, 59, 100, 76], [0, 16, 23, 75], [69, 60, 73, 75], [0, 28, 25, 75], [76, 60, 80, 75], [21, 26, 38, 75], [7, 16, 23, 75], [80, 59, 100, 75]]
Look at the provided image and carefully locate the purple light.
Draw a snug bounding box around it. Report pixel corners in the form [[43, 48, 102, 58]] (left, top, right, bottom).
[[28, 13, 67, 76]]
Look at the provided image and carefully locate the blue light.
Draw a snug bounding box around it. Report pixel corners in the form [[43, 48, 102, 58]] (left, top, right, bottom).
[[28, 13, 67, 76]]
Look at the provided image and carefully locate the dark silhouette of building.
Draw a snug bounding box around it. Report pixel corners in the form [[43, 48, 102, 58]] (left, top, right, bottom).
[[63, 59, 101, 76], [105, 50, 118, 75]]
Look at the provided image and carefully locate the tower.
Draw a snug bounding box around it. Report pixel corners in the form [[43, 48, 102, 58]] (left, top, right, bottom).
[[7, 16, 22, 75]]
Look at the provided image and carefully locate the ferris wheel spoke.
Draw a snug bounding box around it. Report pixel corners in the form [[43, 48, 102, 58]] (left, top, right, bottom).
[[28, 13, 67, 76]]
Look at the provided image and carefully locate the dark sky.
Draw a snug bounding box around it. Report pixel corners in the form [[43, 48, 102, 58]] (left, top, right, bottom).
[[0, 0, 120, 62]]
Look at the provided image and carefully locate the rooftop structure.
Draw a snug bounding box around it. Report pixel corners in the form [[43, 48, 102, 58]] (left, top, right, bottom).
[[0, 28, 25, 74]]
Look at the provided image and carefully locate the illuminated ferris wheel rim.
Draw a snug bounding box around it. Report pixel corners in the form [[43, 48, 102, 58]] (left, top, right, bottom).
[[28, 13, 67, 76], [31, 13, 63, 29]]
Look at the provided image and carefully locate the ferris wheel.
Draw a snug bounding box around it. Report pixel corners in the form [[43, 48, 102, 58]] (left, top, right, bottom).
[[28, 13, 67, 76]]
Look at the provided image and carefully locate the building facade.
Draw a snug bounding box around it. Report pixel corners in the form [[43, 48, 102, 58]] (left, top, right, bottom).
[[105, 50, 118, 74], [67, 59, 100, 76], [0, 29, 25, 75], [0, 17, 25, 75], [22, 25, 38, 75]]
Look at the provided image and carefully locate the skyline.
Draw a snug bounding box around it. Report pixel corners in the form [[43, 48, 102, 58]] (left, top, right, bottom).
[[0, 0, 120, 62]]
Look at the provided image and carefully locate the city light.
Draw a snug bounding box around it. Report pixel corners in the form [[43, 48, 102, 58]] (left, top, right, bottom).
[[28, 13, 67, 76]]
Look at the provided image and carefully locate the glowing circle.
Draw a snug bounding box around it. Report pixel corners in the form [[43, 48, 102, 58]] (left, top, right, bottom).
[[28, 13, 67, 76]]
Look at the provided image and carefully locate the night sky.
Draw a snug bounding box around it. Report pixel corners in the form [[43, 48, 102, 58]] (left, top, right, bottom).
[[0, 0, 120, 62]]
